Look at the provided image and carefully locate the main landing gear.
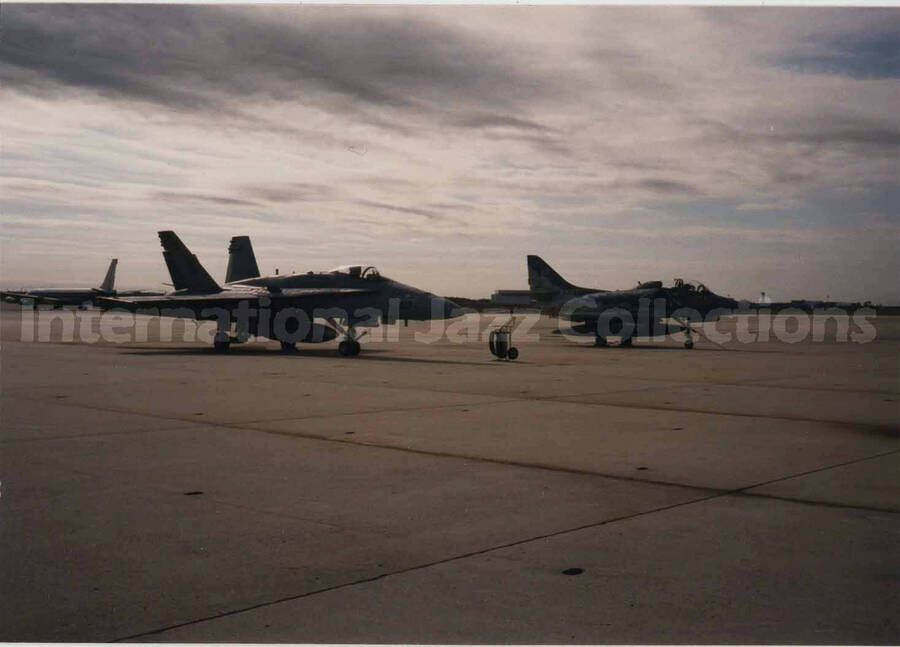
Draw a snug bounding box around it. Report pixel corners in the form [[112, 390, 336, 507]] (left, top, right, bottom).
[[213, 322, 251, 353], [213, 328, 232, 352], [594, 335, 635, 348]]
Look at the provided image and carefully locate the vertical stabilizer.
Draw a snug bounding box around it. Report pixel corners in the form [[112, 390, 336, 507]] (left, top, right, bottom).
[[226, 235, 261, 283], [527, 255, 579, 291], [99, 258, 118, 293], [158, 231, 221, 293]]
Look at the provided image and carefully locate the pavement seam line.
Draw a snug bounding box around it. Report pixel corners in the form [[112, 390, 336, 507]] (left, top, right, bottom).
[[0, 424, 205, 444], [9, 380, 897, 437], [111, 488, 726, 642], [231, 422, 900, 512], [7, 391, 898, 495], [111, 446, 900, 641], [1, 393, 519, 429]]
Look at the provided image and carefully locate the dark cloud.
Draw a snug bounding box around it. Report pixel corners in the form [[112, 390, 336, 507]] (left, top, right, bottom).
[[0, 5, 554, 125], [425, 202, 477, 213], [356, 200, 446, 221], [693, 115, 900, 161], [243, 183, 335, 204], [634, 179, 703, 196], [785, 125, 900, 151], [454, 113, 554, 132], [152, 191, 262, 208], [778, 33, 900, 80]]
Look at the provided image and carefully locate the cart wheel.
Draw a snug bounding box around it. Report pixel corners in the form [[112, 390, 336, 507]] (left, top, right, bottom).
[[507, 347, 519, 360]]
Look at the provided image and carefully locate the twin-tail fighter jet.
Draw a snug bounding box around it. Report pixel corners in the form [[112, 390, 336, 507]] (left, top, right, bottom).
[[101, 231, 460, 356]]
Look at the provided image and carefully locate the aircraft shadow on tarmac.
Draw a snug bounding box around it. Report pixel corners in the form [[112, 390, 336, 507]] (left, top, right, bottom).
[[118, 346, 497, 367], [580, 343, 733, 352], [580, 342, 816, 354]]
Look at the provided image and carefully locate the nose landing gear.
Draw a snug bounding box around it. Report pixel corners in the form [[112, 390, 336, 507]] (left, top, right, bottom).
[[338, 339, 361, 357], [329, 317, 366, 357], [683, 326, 694, 349], [674, 318, 695, 349]]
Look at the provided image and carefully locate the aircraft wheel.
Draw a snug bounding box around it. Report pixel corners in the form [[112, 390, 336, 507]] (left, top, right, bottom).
[[507, 347, 519, 360], [620, 336, 634, 347], [684, 340, 694, 349], [280, 341, 296, 353], [213, 340, 230, 353], [594, 336, 608, 347], [350, 340, 361, 356]]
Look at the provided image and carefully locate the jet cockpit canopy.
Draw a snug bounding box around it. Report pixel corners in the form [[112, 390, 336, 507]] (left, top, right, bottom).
[[328, 265, 382, 280], [669, 278, 710, 293]]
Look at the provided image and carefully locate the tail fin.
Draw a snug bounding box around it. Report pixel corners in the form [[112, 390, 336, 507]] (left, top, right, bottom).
[[527, 255, 578, 291], [225, 235, 260, 283], [158, 231, 221, 293], [98, 258, 118, 293]]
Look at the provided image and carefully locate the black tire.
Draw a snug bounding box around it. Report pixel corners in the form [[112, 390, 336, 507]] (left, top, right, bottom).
[[280, 341, 296, 353], [213, 340, 230, 353], [350, 340, 361, 356], [684, 340, 694, 349], [620, 336, 634, 347], [338, 340, 352, 357], [507, 347, 519, 360], [594, 336, 608, 347]]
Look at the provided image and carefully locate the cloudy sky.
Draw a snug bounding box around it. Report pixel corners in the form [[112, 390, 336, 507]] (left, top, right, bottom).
[[1, 5, 898, 301]]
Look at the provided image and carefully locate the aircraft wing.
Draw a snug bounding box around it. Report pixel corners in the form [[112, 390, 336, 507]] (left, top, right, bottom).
[[562, 293, 641, 321], [1, 291, 64, 305], [98, 288, 377, 314], [114, 289, 169, 297]]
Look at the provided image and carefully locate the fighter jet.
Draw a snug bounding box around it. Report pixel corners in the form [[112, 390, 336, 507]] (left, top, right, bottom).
[[2, 259, 121, 308], [526, 256, 738, 348], [101, 231, 460, 356]]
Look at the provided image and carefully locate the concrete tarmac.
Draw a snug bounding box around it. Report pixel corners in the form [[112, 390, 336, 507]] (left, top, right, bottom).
[[1, 305, 898, 643]]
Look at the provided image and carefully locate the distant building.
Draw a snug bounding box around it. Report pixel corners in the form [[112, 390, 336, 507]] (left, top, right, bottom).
[[490, 289, 534, 306]]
